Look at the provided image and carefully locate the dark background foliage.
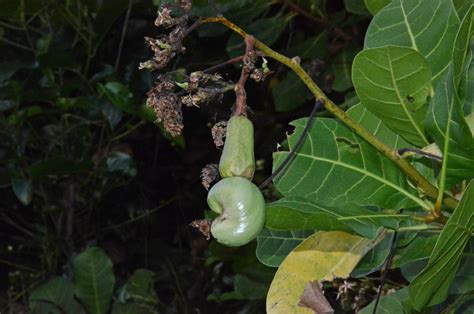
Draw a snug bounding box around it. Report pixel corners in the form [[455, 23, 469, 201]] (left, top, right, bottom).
[[0, 0, 370, 312]]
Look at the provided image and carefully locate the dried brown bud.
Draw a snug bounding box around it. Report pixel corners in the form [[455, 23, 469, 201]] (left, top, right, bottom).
[[189, 219, 211, 240], [211, 121, 227, 148], [201, 163, 219, 190]]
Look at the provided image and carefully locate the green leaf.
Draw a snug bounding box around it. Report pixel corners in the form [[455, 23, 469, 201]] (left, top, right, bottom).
[[454, 0, 474, 20], [73, 247, 115, 314], [409, 181, 474, 310], [111, 303, 155, 314], [106, 152, 137, 177], [392, 235, 438, 268], [272, 118, 424, 209], [352, 46, 432, 146], [0, 100, 15, 111], [345, 0, 370, 15], [266, 231, 382, 313], [364, 0, 391, 15], [452, 6, 474, 86], [11, 178, 32, 205], [265, 196, 401, 239], [331, 49, 358, 92], [29, 277, 84, 314], [346, 103, 410, 149], [450, 239, 474, 295], [272, 71, 311, 112], [287, 32, 328, 60], [28, 158, 92, 179], [256, 229, 313, 267], [227, 16, 288, 58], [93, 0, 130, 45], [209, 263, 275, 301], [124, 269, 159, 305], [265, 197, 352, 233], [352, 233, 393, 277], [425, 66, 474, 186], [365, 0, 460, 84], [360, 288, 411, 313], [98, 82, 134, 113]]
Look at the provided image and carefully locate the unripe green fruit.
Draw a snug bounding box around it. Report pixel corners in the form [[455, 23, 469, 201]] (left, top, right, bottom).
[[219, 116, 255, 179], [207, 177, 265, 247]]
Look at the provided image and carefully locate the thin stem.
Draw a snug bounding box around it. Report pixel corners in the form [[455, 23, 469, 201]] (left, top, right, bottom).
[[114, 0, 133, 71], [373, 230, 399, 314], [260, 99, 322, 189], [202, 52, 264, 74], [0, 37, 35, 52], [201, 16, 458, 211], [397, 147, 442, 162]]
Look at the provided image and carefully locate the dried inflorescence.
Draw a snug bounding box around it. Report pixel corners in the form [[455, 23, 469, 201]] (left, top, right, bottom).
[[211, 121, 227, 148], [179, 71, 232, 108], [146, 75, 183, 137], [200, 163, 220, 190], [250, 57, 272, 82], [139, 0, 192, 71]]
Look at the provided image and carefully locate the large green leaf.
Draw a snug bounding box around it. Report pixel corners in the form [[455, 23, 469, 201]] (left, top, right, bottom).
[[272, 72, 312, 112], [453, 6, 474, 86], [364, 0, 391, 15], [392, 235, 438, 268], [29, 277, 84, 314], [345, 0, 370, 15], [365, 0, 460, 84], [360, 288, 411, 313], [352, 46, 431, 146], [450, 240, 474, 295], [73, 247, 115, 314], [352, 233, 393, 277], [409, 181, 474, 310], [256, 229, 313, 267], [347, 103, 410, 149], [267, 231, 381, 313], [266, 196, 401, 239], [425, 66, 474, 186], [272, 118, 424, 209], [287, 32, 328, 60], [331, 49, 358, 92], [123, 269, 159, 305]]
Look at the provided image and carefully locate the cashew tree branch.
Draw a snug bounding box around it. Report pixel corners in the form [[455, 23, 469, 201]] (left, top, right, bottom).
[[201, 16, 458, 212]]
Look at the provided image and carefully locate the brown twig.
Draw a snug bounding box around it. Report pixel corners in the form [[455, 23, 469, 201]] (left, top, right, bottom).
[[234, 35, 255, 117]]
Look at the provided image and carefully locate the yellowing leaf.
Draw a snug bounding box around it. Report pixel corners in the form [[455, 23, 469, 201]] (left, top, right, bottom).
[[266, 231, 382, 313]]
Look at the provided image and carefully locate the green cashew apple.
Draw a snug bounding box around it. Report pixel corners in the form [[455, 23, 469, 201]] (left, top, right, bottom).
[[219, 116, 255, 179], [207, 176, 265, 246]]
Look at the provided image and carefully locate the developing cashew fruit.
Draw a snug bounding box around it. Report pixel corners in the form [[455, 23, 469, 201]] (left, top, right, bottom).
[[207, 176, 265, 247], [219, 116, 255, 179]]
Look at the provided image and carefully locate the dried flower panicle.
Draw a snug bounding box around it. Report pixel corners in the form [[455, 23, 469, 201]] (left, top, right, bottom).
[[140, 0, 192, 71], [211, 121, 227, 148], [178, 71, 231, 108], [146, 75, 183, 137], [201, 163, 219, 190], [250, 57, 272, 82]]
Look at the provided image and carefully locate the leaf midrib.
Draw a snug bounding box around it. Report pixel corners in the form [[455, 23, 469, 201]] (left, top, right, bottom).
[[294, 151, 425, 208], [386, 48, 429, 145]]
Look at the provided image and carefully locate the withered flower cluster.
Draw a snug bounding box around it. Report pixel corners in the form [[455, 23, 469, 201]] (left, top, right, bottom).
[[200, 163, 219, 190], [180, 71, 230, 108], [211, 120, 227, 148], [146, 75, 183, 137], [139, 0, 192, 71]]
